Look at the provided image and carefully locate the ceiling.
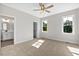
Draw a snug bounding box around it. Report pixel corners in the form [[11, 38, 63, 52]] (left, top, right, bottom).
[[2, 3, 79, 18]]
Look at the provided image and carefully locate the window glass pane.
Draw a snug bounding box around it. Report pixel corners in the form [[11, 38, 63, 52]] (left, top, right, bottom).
[[63, 17, 67, 22], [68, 17, 73, 21], [2, 19, 9, 32], [42, 20, 47, 31], [43, 21, 47, 27], [3, 23, 7, 30]]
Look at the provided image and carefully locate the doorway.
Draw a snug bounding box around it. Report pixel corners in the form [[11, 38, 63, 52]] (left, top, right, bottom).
[[0, 16, 14, 47], [33, 22, 37, 38]]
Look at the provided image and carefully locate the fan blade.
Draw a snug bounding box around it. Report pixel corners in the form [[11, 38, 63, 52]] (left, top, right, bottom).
[[46, 5, 53, 9], [45, 10, 50, 13], [33, 9, 41, 11]]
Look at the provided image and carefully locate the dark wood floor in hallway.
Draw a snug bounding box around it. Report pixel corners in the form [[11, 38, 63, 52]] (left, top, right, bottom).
[[1, 39, 14, 47]]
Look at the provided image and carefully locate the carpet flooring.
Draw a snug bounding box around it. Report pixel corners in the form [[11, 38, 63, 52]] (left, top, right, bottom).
[[0, 38, 79, 56]]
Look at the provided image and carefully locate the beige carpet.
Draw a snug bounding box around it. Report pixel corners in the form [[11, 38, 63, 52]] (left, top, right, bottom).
[[0, 38, 79, 56]]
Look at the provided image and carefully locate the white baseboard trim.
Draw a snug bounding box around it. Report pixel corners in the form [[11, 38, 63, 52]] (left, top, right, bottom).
[[40, 37, 79, 45], [14, 39, 33, 44]]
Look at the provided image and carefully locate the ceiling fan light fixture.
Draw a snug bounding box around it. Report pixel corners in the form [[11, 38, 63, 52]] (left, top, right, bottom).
[[33, 3, 54, 13]]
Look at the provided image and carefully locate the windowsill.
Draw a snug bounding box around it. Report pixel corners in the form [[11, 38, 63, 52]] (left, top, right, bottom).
[[62, 32, 75, 35], [42, 31, 48, 33]]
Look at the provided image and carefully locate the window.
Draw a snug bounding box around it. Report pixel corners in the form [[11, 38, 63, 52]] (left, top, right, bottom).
[[42, 20, 48, 32], [63, 16, 73, 33], [2, 19, 9, 32], [3, 22, 8, 32]]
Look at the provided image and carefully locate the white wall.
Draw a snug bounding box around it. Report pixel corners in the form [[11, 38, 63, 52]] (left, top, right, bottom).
[[40, 8, 79, 44], [0, 4, 40, 44]]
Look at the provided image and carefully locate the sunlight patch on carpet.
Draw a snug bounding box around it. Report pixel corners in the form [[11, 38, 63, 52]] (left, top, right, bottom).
[[67, 46, 79, 56], [32, 39, 45, 48]]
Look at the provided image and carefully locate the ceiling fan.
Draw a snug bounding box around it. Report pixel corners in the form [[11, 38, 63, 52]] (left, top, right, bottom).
[[33, 3, 54, 13]]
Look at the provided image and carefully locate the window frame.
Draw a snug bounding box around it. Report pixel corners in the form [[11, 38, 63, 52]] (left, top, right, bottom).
[[62, 15, 75, 34]]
